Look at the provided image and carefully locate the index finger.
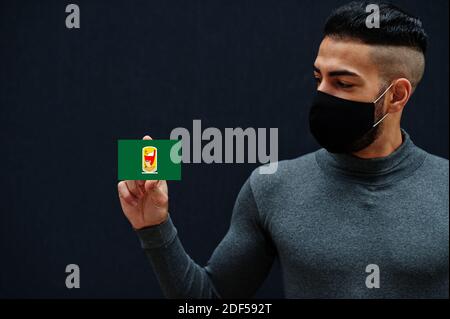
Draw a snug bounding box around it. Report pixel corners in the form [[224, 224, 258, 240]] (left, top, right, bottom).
[[138, 135, 153, 188]]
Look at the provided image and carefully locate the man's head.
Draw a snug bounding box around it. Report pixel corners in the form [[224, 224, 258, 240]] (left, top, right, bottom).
[[312, 1, 428, 153]]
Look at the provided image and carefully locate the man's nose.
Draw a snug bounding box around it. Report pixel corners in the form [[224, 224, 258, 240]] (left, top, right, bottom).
[[317, 81, 332, 95]]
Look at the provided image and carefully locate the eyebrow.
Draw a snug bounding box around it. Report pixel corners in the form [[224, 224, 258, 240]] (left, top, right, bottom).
[[313, 66, 360, 77]]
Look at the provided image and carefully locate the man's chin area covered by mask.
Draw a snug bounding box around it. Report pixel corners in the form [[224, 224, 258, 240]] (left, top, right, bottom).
[[345, 125, 384, 154], [346, 101, 389, 155]]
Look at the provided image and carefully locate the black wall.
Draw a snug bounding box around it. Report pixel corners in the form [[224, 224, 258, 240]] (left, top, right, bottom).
[[0, 0, 448, 298]]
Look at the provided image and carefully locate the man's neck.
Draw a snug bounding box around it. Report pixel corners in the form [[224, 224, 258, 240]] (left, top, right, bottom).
[[352, 127, 404, 159]]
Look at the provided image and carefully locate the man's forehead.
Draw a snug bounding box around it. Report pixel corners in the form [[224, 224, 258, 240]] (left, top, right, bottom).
[[315, 37, 374, 74]]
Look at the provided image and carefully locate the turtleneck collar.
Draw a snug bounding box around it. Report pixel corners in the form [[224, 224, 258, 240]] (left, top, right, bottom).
[[315, 129, 428, 186]]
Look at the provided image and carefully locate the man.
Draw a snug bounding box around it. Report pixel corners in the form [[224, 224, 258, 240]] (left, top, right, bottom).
[[117, 2, 448, 298]]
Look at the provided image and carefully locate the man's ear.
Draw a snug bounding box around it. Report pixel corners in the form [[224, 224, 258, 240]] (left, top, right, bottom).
[[387, 78, 412, 113]]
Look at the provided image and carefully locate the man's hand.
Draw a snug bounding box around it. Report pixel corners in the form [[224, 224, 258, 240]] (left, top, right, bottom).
[[117, 135, 169, 229]]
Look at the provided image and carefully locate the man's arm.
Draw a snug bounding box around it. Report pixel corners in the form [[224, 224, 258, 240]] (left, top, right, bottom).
[[135, 178, 277, 298]]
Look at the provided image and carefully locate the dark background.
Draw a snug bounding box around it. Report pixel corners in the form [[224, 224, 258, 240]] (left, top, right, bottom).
[[0, 0, 448, 298]]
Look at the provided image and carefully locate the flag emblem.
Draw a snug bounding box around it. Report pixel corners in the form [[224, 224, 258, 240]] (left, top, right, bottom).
[[142, 146, 157, 174]]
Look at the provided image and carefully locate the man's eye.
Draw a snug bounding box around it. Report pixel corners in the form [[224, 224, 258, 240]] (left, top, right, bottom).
[[314, 77, 322, 84], [337, 81, 353, 88]]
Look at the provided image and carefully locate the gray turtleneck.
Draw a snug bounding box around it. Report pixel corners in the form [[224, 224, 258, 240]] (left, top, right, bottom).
[[136, 130, 449, 298]]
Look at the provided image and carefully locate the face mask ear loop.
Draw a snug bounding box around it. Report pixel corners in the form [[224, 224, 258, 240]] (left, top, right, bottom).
[[372, 82, 395, 127], [373, 113, 389, 127], [373, 82, 395, 104]]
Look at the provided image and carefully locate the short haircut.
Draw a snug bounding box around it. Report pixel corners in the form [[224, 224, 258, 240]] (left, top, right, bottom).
[[323, 1, 428, 89]]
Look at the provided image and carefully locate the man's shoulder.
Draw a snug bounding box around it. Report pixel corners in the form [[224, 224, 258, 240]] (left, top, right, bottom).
[[424, 151, 449, 165], [420, 150, 449, 178], [248, 150, 321, 191]]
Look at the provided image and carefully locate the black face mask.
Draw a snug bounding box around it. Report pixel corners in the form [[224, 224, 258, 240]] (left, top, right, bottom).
[[308, 84, 393, 154]]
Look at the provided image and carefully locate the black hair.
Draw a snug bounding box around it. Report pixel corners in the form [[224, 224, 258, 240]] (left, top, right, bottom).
[[324, 1, 428, 54]]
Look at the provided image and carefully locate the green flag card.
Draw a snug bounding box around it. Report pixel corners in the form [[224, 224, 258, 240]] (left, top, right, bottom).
[[118, 139, 181, 180]]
